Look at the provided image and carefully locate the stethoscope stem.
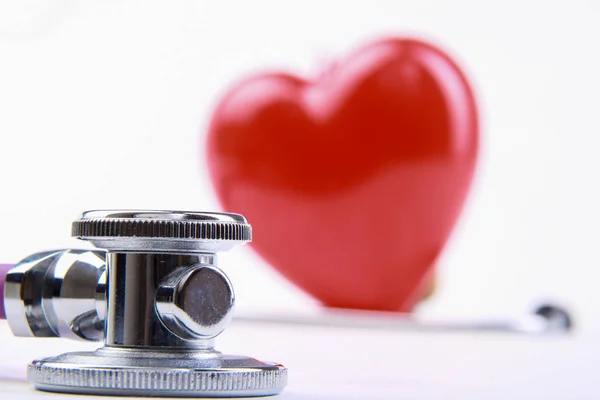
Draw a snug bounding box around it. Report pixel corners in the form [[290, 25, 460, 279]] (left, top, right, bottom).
[[235, 305, 572, 335]]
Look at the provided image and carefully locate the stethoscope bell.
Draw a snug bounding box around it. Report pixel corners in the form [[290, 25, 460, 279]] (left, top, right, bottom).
[[3, 210, 287, 397]]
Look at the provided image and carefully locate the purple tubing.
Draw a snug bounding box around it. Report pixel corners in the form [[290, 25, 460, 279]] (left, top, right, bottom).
[[0, 263, 13, 319]]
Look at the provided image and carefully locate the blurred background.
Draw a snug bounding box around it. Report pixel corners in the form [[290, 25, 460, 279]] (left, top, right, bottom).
[[0, 1, 598, 329]]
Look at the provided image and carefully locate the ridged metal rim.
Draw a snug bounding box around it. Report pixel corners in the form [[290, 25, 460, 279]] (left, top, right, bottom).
[[72, 218, 251, 242], [29, 362, 286, 397]]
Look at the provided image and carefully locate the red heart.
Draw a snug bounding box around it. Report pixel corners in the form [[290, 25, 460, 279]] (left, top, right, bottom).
[[206, 38, 478, 312]]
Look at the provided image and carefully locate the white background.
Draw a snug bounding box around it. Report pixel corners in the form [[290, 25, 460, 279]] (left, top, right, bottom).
[[0, 1, 598, 329]]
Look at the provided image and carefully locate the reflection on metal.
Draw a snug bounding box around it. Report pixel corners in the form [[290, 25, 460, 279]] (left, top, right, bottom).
[[3, 210, 286, 397], [4, 249, 106, 340]]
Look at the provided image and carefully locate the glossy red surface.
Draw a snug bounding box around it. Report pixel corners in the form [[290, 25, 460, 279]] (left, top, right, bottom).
[[207, 38, 478, 311]]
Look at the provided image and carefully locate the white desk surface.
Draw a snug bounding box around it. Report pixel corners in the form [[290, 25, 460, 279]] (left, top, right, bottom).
[[0, 319, 596, 399]]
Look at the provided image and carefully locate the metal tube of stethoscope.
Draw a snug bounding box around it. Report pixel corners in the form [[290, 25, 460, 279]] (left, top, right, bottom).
[[0, 263, 13, 320]]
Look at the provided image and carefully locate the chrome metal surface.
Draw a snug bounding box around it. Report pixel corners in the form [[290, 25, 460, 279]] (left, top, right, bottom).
[[4, 250, 64, 337], [28, 347, 287, 397], [105, 252, 216, 349], [4, 249, 106, 340], [7, 209, 286, 397], [156, 265, 235, 340], [73, 210, 252, 253]]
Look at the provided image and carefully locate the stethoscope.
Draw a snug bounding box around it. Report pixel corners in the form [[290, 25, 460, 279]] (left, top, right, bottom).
[[0, 209, 572, 398]]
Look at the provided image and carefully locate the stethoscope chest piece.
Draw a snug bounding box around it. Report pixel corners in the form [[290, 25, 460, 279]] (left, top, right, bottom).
[[4, 210, 287, 397]]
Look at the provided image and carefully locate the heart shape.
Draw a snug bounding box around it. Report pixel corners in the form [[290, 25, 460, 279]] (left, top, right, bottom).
[[206, 38, 478, 311]]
